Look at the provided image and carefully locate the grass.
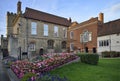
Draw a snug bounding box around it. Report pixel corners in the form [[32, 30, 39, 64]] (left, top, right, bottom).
[[50, 58, 120, 81]]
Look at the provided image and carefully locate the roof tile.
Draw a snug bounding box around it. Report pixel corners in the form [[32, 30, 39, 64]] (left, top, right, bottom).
[[23, 7, 71, 27]]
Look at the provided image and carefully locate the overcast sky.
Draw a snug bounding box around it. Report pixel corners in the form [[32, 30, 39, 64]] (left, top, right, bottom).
[[0, 0, 120, 36]]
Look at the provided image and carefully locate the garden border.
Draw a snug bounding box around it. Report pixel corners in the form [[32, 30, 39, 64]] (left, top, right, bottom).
[[7, 68, 20, 81]]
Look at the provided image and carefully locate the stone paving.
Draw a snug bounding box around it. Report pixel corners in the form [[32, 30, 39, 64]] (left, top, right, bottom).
[[0, 60, 10, 81]]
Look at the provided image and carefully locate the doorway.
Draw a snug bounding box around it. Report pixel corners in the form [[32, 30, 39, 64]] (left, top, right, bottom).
[[39, 48, 43, 55], [93, 47, 96, 53], [85, 47, 88, 53]]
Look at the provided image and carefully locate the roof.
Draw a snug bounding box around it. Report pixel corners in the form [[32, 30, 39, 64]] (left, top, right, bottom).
[[98, 19, 120, 36], [23, 7, 71, 27], [70, 17, 98, 28]]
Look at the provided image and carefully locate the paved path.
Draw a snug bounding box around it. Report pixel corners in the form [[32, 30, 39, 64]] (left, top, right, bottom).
[[0, 60, 10, 81]]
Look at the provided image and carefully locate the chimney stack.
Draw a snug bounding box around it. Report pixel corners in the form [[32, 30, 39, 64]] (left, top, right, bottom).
[[68, 17, 72, 22], [17, 0, 22, 14], [99, 13, 104, 23]]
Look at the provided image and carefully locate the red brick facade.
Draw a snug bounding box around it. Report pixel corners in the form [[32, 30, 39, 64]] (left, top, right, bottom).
[[67, 15, 103, 53]]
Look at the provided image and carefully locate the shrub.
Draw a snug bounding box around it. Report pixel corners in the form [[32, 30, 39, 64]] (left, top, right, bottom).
[[78, 54, 99, 65], [110, 51, 117, 57], [117, 52, 120, 57], [101, 51, 110, 57], [27, 72, 70, 81], [21, 72, 36, 81], [102, 51, 120, 57], [35, 72, 69, 81]]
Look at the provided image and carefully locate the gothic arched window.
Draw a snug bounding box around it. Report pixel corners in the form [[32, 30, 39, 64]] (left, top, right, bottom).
[[62, 41, 66, 49], [83, 31, 89, 42], [48, 40, 54, 49]]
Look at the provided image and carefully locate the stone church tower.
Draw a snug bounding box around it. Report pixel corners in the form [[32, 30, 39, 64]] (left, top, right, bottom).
[[7, 1, 22, 58], [6, 1, 22, 37]]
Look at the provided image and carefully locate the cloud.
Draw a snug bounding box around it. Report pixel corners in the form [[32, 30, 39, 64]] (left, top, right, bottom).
[[111, 3, 120, 12], [103, 3, 120, 22], [26, 0, 59, 12]]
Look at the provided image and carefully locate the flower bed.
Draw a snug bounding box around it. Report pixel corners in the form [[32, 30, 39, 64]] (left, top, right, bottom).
[[27, 72, 70, 81], [11, 53, 78, 79]]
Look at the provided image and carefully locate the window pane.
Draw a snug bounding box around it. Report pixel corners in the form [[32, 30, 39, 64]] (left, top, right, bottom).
[[63, 28, 67, 38], [54, 26, 58, 37], [62, 41, 66, 49], [83, 31, 89, 42], [29, 43, 35, 51], [31, 22, 37, 35], [44, 24, 48, 36], [89, 33, 92, 41], [70, 31, 73, 39], [106, 40, 109, 46], [48, 40, 54, 49], [70, 43, 74, 51], [80, 34, 83, 43]]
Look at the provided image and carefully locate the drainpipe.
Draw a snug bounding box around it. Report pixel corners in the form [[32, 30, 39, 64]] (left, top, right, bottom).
[[26, 18, 29, 59]]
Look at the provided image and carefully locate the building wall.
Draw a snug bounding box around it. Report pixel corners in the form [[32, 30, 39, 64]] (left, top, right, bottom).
[[6, 12, 17, 36], [1, 35, 8, 57], [11, 17, 67, 55], [97, 34, 120, 53], [67, 18, 99, 53]]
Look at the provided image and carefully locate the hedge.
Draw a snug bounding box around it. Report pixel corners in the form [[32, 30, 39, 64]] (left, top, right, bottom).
[[102, 51, 120, 57], [78, 54, 99, 65]]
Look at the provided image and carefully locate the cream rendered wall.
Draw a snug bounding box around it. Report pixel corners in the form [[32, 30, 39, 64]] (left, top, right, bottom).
[[97, 34, 120, 53]]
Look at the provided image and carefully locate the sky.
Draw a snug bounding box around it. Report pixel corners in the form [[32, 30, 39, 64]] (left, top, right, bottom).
[[0, 0, 120, 36]]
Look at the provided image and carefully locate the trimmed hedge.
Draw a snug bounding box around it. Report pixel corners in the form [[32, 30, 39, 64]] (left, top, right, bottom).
[[78, 54, 99, 65], [102, 51, 120, 57]]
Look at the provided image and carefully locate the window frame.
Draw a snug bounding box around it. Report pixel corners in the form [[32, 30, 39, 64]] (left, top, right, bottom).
[[44, 24, 48, 36], [31, 22, 37, 35], [70, 43, 74, 51], [29, 43, 35, 51], [61, 41, 66, 49], [48, 40, 54, 49], [70, 31, 74, 39], [63, 28, 67, 38], [89, 32, 92, 41], [54, 26, 59, 37]]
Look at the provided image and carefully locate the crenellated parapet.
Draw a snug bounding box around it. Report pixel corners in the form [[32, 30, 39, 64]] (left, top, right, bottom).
[[6, 12, 17, 37], [7, 11, 17, 16]]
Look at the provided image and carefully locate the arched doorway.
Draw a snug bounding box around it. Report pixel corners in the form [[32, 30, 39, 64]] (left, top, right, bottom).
[[85, 47, 88, 53], [93, 47, 96, 53], [39, 48, 43, 55], [61, 41, 66, 49]]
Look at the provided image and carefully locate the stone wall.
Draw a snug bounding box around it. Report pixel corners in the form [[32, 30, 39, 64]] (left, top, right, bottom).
[[12, 17, 67, 55]]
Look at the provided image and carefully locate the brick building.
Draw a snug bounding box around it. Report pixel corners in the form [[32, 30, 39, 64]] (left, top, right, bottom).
[[67, 13, 104, 53]]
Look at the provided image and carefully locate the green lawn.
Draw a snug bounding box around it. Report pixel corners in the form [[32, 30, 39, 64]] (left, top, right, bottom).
[[50, 58, 120, 81]]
